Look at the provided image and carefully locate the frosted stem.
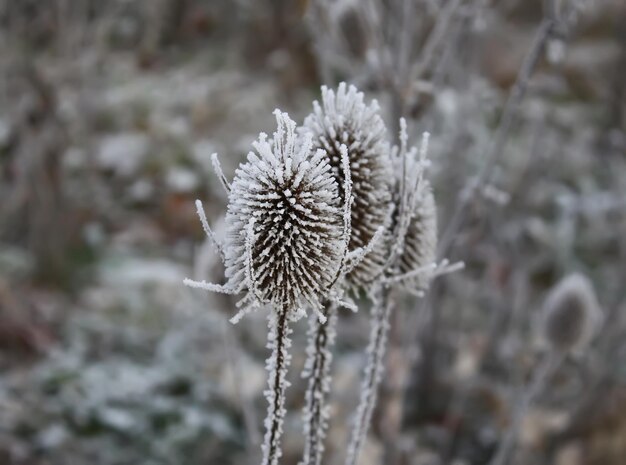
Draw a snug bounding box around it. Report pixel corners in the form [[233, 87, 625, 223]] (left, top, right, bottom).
[[488, 352, 564, 465], [345, 289, 393, 465], [262, 306, 293, 465], [300, 302, 339, 465]]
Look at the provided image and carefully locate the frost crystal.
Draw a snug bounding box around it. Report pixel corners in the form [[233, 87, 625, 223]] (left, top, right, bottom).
[[304, 83, 393, 291]]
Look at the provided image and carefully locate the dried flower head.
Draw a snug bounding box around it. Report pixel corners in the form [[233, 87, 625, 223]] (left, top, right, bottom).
[[224, 110, 346, 320], [303, 82, 393, 291], [185, 110, 357, 465], [541, 273, 602, 353], [395, 180, 438, 291], [377, 124, 446, 295], [345, 126, 448, 465], [184, 110, 351, 324]]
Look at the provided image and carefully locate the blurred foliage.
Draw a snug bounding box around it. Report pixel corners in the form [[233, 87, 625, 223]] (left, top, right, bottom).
[[0, 0, 625, 464]]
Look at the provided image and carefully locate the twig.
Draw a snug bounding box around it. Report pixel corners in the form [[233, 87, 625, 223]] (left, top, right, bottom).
[[488, 352, 564, 465], [438, 17, 557, 256]]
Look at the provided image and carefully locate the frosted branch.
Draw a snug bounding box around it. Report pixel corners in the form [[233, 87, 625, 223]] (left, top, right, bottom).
[[229, 302, 261, 325], [382, 262, 438, 285], [431, 259, 465, 278]]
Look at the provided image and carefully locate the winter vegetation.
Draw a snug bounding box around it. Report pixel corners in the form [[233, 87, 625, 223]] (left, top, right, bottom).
[[1, 1, 625, 465]]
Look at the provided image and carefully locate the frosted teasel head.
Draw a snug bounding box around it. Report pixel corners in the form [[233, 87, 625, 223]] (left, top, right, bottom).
[[303, 82, 393, 292], [395, 180, 438, 292], [185, 110, 370, 323], [541, 273, 603, 354], [381, 120, 463, 294]]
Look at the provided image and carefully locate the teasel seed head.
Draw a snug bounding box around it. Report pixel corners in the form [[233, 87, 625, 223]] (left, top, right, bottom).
[[395, 180, 438, 292], [303, 83, 393, 292], [381, 124, 439, 294], [541, 273, 602, 354], [224, 110, 345, 320]]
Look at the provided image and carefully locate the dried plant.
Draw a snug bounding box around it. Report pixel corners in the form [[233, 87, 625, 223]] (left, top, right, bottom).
[[184, 109, 381, 465], [541, 273, 603, 354], [346, 122, 462, 465], [299, 82, 392, 465]]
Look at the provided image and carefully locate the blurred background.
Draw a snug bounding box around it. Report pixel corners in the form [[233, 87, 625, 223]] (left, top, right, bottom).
[[0, 0, 625, 464]]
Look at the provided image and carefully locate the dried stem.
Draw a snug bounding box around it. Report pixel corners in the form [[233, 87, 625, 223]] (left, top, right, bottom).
[[439, 17, 557, 256], [488, 352, 564, 465], [346, 289, 393, 465], [262, 306, 293, 465], [300, 302, 339, 465]]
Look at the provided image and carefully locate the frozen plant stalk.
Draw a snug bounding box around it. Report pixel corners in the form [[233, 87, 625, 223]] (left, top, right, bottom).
[[345, 288, 393, 465], [300, 303, 338, 465], [185, 110, 353, 465], [299, 83, 393, 465], [346, 124, 460, 465]]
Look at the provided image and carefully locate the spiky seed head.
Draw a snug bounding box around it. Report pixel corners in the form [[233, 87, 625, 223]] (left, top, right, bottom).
[[303, 83, 393, 291], [223, 110, 344, 318], [396, 181, 438, 291], [541, 273, 602, 353]]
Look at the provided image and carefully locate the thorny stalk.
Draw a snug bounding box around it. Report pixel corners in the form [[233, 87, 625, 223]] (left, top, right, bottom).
[[262, 305, 293, 465], [300, 302, 339, 465], [345, 288, 394, 465], [345, 125, 457, 464]]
